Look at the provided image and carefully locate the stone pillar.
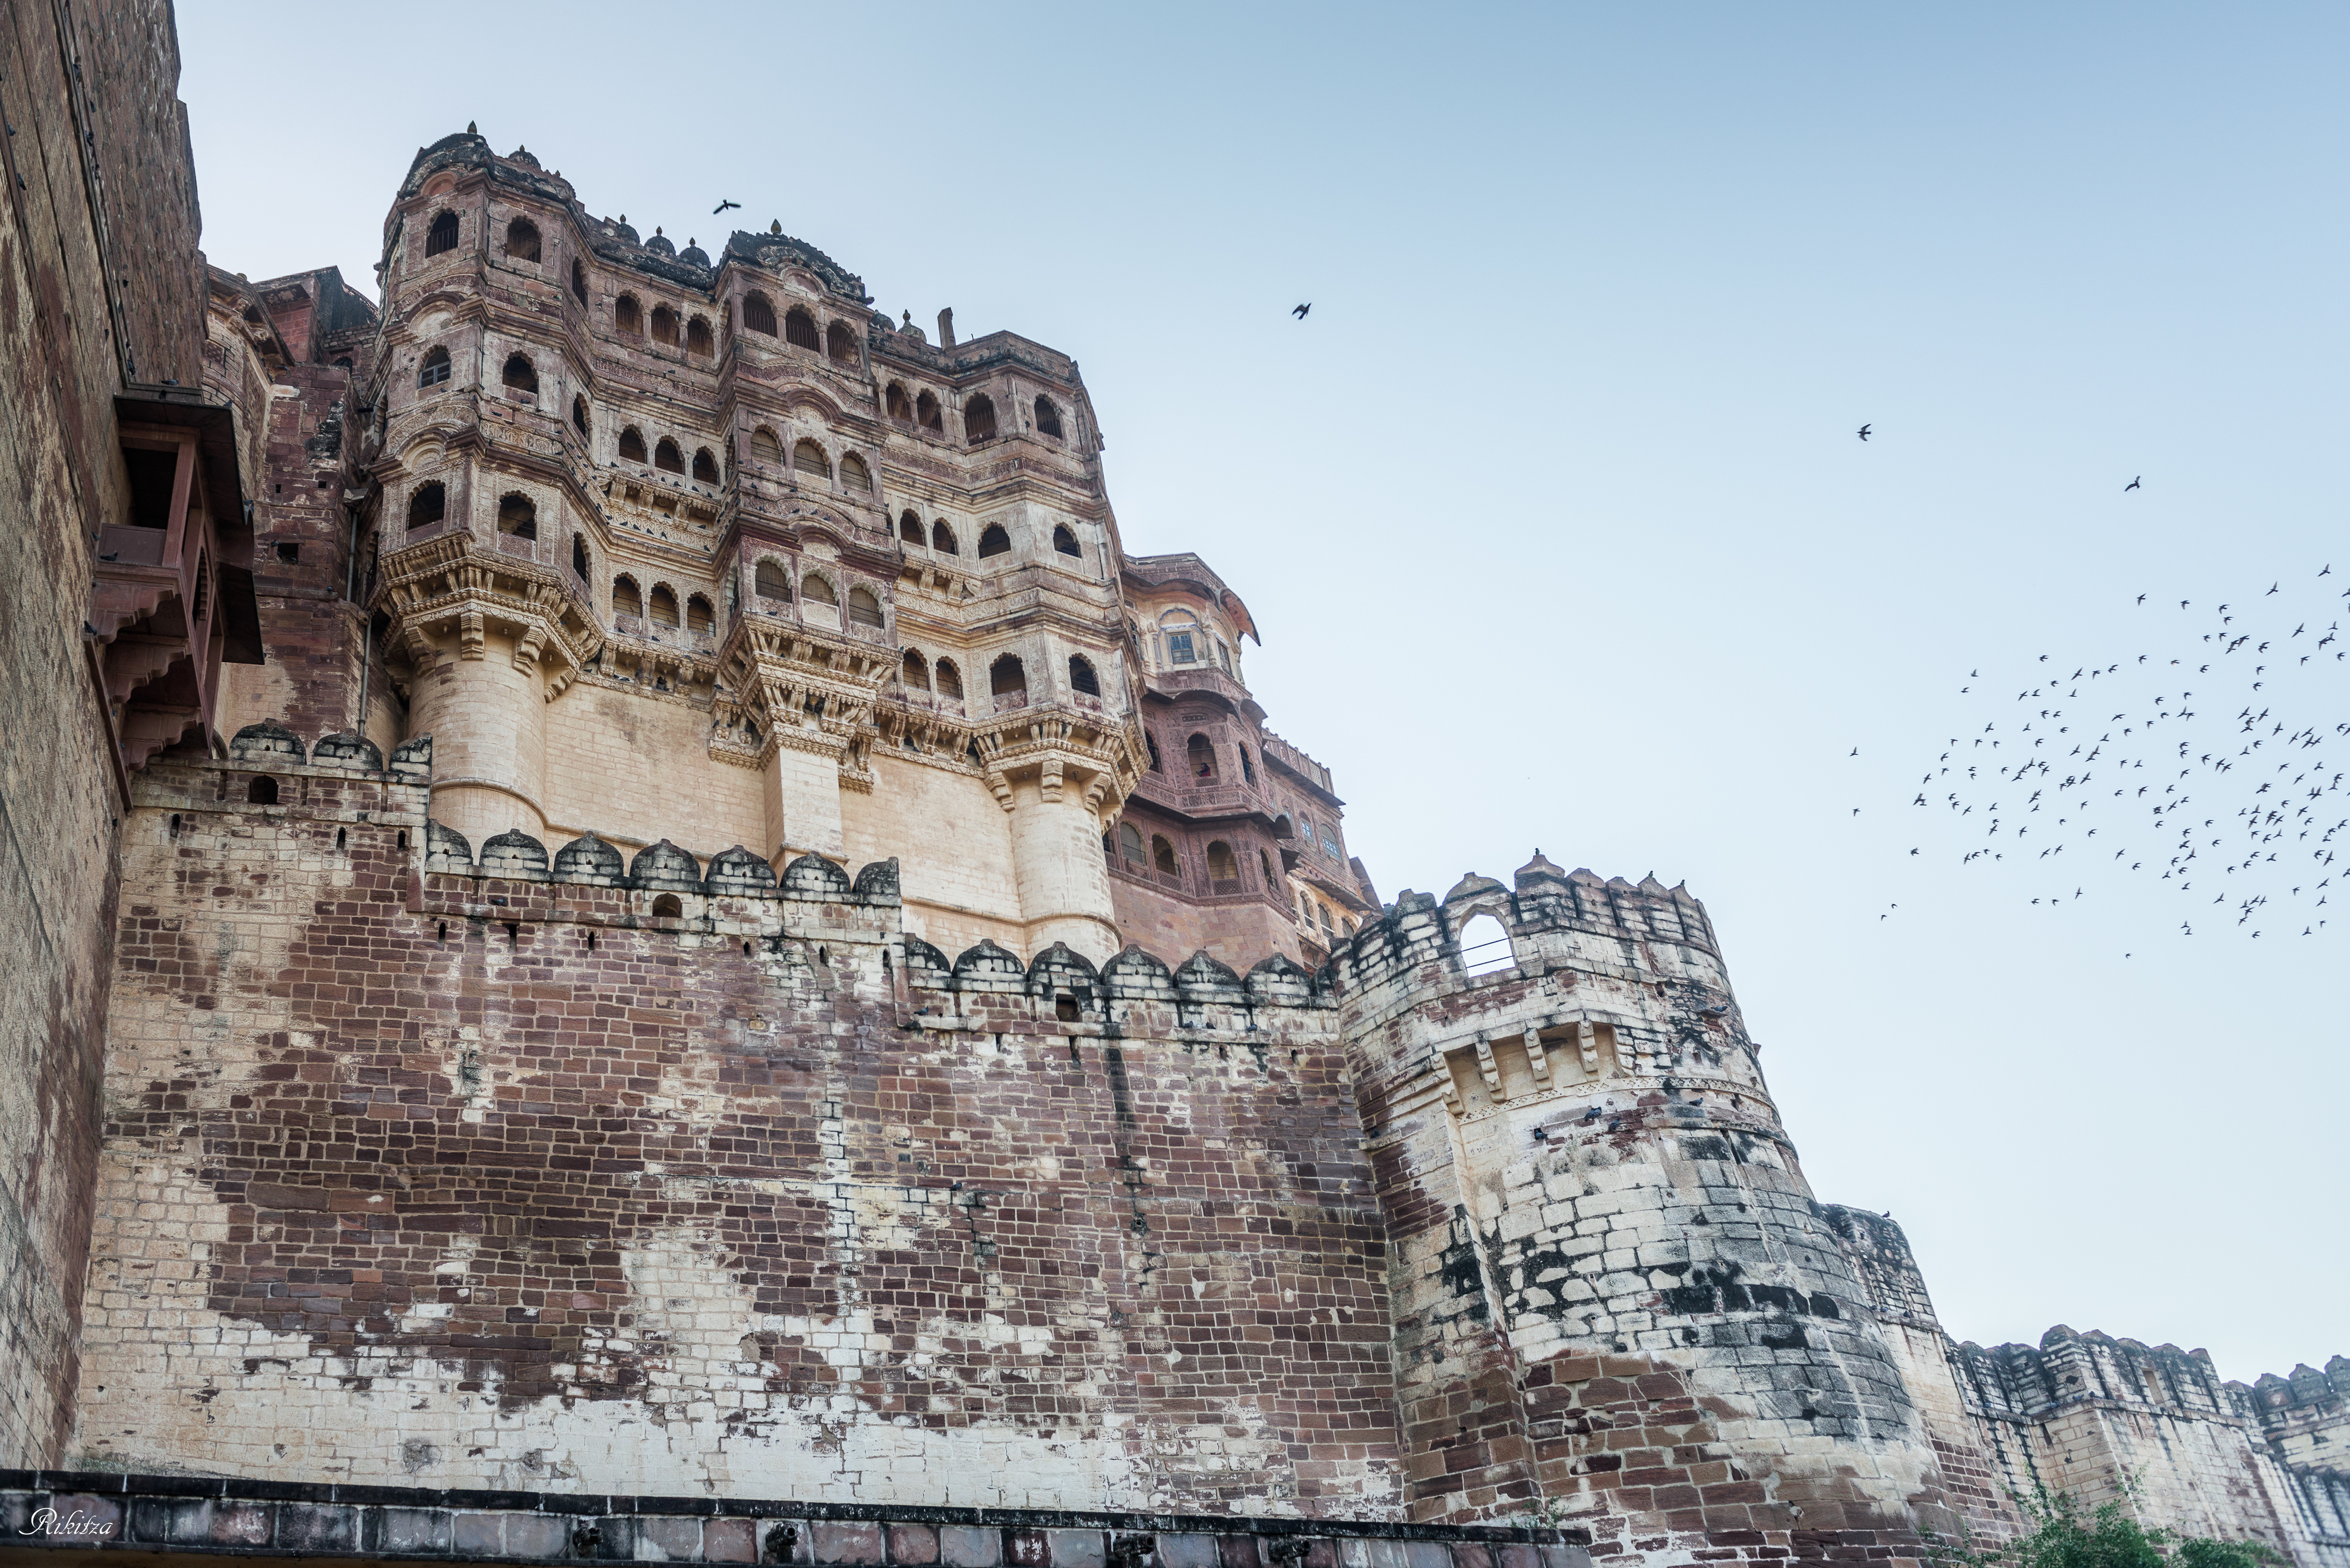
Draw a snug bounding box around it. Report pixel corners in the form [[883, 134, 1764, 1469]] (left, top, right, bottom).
[[763, 729, 844, 866], [406, 621, 548, 844], [1006, 764, 1120, 961]]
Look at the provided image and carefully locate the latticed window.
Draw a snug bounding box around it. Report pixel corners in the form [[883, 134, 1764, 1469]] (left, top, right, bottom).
[[743, 293, 777, 336], [426, 210, 459, 256]]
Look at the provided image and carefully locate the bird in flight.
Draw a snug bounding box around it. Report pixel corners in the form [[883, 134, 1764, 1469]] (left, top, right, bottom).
[[1857, 423, 1872, 441], [713, 198, 740, 214], [2124, 476, 2141, 492], [1292, 303, 1310, 320]]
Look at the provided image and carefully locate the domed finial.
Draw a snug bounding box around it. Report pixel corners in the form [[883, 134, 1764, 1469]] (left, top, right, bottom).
[[467, 121, 478, 134], [655, 226, 663, 236], [770, 220, 781, 234], [619, 214, 626, 224], [902, 310, 912, 327], [688, 237, 696, 248]]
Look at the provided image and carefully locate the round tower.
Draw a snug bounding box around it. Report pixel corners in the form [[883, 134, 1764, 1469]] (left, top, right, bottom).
[[1337, 853, 1969, 1554]]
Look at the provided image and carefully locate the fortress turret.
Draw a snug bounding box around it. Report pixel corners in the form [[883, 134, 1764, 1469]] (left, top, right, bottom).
[[1338, 855, 1974, 1547]]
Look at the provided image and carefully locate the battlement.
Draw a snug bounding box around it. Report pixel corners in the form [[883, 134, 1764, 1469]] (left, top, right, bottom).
[[1333, 852, 1730, 1041]]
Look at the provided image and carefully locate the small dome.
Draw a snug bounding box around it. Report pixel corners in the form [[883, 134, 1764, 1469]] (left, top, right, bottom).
[[680, 241, 710, 267], [611, 217, 639, 244], [479, 829, 549, 877], [645, 228, 675, 257], [507, 145, 541, 169], [229, 719, 305, 764]]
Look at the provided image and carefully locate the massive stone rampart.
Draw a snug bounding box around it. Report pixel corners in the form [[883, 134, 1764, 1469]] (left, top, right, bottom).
[[73, 726, 1400, 1517]]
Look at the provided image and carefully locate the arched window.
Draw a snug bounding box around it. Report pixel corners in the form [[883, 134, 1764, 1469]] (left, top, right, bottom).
[[687, 594, 714, 634], [839, 453, 872, 494], [1187, 734, 1217, 779], [425, 210, 459, 257], [826, 320, 857, 365], [572, 535, 589, 578], [934, 659, 963, 699], [571, 258, 588, 305], [848, 586, 885, 628], [418, 347, 451, 388], [915, 390, 943, 431], [742, 293, 777, 336], [1152, 836, 1179, 877], [1207, 841, 1239, 892], [497, 493, 537, 540], [615, 294, 642, 335], [989, 655, 1028, 711], [977, 524, 1010, 558], [965, 393, 997, 442], [1460, 912, 1514, 976], [652, 893, 683, 919], [572, 395, 590, 435], [751, 426, 783, 466], [687, 315, 713, 356], [899, 510, 924, 545], [655, 437, 685, 474], [652, 305, 680, 347], [1118, 823, 1146, 869], [248, 776, 279, 805], [784, 306, 819, 350], [801, 574, 838, 606], [1160, 611, 1199, 665], [618, 426, 648, 463], [901, 650, 930, 690], [931, 520, 959, 555], [754, 558, 789, 600], [1069, 656, 1101, 697], [792, 440, 830, 481], [1052, 524, 1081, 558], [1034, 396, 1063, 438], [649, 584, 680, 627], [504, 217, 541, 261], [886, 383, 914, 422], [501, 353, 537, 393], [614, 576, 643, 618], [692, 447, 719, 483], [407, 482, 445, 530]]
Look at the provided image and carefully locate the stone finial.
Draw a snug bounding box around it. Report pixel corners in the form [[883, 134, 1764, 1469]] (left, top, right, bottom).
[[770, 220, 781, 233], [628, 839, 702, 891], [478, 829, 548, 877], [311, 730, 383, 773], [466, 121, 477, 134], [552, 832, 624, 883], [1514, 849, 1567, 889], [1442, 871, 1505, 906], [229, 719, 305, 764], [706, 846, 776, 896]]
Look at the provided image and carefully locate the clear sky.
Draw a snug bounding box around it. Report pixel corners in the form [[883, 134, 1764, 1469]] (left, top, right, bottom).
[[179, 2, 2346, 1383]]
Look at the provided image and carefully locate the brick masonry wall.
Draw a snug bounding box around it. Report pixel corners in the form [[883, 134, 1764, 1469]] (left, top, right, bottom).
[[0, 0, 204, 1466], [72, 745, 1403, 1516]]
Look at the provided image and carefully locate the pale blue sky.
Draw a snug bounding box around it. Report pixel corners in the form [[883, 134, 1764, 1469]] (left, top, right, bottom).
[[181, 2, 2346, 1381]]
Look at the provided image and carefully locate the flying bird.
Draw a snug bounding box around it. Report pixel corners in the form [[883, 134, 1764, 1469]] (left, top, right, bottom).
[[2124, 476, 2141, 492], [712, 198, 740, 214], [1292, 303, 1310, 320], [1857, 423, 1872, 441]]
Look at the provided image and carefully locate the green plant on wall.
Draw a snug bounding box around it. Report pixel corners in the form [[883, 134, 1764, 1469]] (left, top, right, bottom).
[[1924, 1485, 2282, 1568]]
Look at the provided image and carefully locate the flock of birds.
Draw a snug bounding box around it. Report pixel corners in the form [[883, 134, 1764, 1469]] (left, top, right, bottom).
[[1856, 542, 2347, 943]]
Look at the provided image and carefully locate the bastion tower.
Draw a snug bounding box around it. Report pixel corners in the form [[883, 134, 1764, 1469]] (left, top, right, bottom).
[[1333, 860, 2010, 1545]]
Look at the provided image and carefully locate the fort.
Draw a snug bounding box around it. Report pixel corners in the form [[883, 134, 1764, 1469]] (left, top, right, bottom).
[[0, 6, 2341, 1568]]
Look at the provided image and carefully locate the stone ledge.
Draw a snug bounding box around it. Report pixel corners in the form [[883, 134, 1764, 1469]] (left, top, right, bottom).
[[0, 1478, 1590, 1568]]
